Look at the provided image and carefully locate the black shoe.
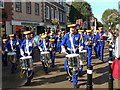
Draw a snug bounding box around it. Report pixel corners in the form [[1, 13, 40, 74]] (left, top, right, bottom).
[[24, 81, 31, 86], [74, 84, 79, 89]]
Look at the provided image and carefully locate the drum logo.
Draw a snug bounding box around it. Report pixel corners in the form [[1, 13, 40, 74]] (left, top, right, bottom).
[[75, 37, 78, 41]]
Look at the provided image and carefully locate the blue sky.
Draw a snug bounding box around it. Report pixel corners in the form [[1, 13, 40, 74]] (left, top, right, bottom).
[[66, 0, 119, 23], [86, 0, 119, 22]]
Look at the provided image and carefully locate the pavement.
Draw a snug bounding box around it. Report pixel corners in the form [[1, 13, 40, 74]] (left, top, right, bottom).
[[2, 44, 119, 89]]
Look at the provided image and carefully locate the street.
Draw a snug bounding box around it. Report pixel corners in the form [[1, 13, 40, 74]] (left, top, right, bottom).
[[2, 44, 119, 89]]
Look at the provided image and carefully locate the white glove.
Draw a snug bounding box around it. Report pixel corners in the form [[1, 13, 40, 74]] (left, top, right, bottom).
[[61, 46, 66, 53], [85, 42, 88, 45], [93, 43, 96, 46], [79, 46, 83, 51], [39, 47, 42, 51], [49, 48, 52, 51], [29, 42, 32, 47], [20, 49, 24, 57]]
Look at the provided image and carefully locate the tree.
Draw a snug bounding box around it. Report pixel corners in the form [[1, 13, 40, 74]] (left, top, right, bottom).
[[69, 0, 93, 29], [102, 9, 119, 30]]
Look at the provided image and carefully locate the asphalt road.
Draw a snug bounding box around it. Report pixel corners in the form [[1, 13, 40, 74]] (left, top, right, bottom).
[[2, 44, 119, 89]]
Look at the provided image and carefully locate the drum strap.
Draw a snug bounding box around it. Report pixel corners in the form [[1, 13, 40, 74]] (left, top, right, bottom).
[[25, 40, 30, 55], [43, 40, 47, 51], [69, 34, 76, 53], [10, 40, 14, 51]]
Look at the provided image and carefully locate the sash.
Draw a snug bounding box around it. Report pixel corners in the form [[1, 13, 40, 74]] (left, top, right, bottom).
[[69, 34, 76, 53]]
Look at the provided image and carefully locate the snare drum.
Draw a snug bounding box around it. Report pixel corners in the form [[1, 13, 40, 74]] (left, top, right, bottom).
[[79, 50, 87, 61], [7, 52, 16, 56], [20, 56, 33, 70], [66, 54, 80, 68], [40, 51, 50, 62], [7, 52, 16, 63]]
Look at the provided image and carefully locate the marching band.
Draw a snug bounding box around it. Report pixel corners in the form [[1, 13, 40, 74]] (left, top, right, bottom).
[[1, 23, 119, 88]]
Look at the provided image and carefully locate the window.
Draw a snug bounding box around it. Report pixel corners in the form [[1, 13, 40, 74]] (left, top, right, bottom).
[[35, 3, 39, 15], [55, 9, 59, 20], [15, 2, 22, 12], [26, 2, 31, 14], [0, 0, 4, 8], [51, 8, 54, 19], [59, 11, 62, 22], [63, 13, 66, 23], [46, 6, 50, 19]]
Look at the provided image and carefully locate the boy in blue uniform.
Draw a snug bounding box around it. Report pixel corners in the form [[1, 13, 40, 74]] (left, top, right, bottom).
[[49, 31, 56, 68], [93, 30, 99, 58], [15, 34, 22, 64], [96, 27, 106, 62], [39, 34, 49, 74], [20, 31, 34, 86], [56, 31, 62, 54], [84, 30, 94, 66], [6, 34, 17, 73], [61, 24, 81, 88]]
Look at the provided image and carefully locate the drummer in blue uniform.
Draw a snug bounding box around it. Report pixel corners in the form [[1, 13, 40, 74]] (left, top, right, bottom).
[[20, 31, 34, 86], [49, 31, 56, 68], [15, 34, 22, 64], [6, 34, 17, 73], [93, 30, 99, 58], [84, 30, 94, 66], [61, 24, 81, 88], [2, 39, 8, 66], [96, 27, 106, 62], [39, 34, 49, 74], [56, 31, 62, 54]]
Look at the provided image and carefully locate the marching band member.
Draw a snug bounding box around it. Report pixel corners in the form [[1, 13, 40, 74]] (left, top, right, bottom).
[[96, 27, 106, 62], [15, 34, 22, 64], [56, 31, 62, 54], [20, 31, 34, 86], [78, 30, 85, 49], [84, 30, 94, 66], [39, 34, 49, 74], [2, 39, 8, 66], [49, 31, 56, 68], [93, 30, 99, 58], [6, 34, 17, 73], [49, 38, 55, 68], [61, 24, 81, 88]]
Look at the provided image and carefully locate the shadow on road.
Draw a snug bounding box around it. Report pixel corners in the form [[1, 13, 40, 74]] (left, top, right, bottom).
[[93, 65, 108, 74], [28, 73, 67, 86], [93, 72, 108, 85]]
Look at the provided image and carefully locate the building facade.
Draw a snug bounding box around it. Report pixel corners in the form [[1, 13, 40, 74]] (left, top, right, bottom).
[[42, 0, 67, 32], [1, 0, 67, 36]]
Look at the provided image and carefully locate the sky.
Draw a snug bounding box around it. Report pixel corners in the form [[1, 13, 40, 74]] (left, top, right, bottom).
[[66, 0, 119, 23]]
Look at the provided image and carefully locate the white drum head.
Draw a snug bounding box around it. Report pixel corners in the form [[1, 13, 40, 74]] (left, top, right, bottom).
[[66, 54, 79, 58], [20, 56, 32, 60], [41, 51, 50, 55], [79, 50, 87, 53], [7, 52, 16, 55]]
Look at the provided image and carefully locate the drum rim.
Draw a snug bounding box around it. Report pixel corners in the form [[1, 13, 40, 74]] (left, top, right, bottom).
[[66, 54, 79, 58], [20, 56, 32, 59], [7, 52, 16, 55], [41, 51, 50, 54]]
